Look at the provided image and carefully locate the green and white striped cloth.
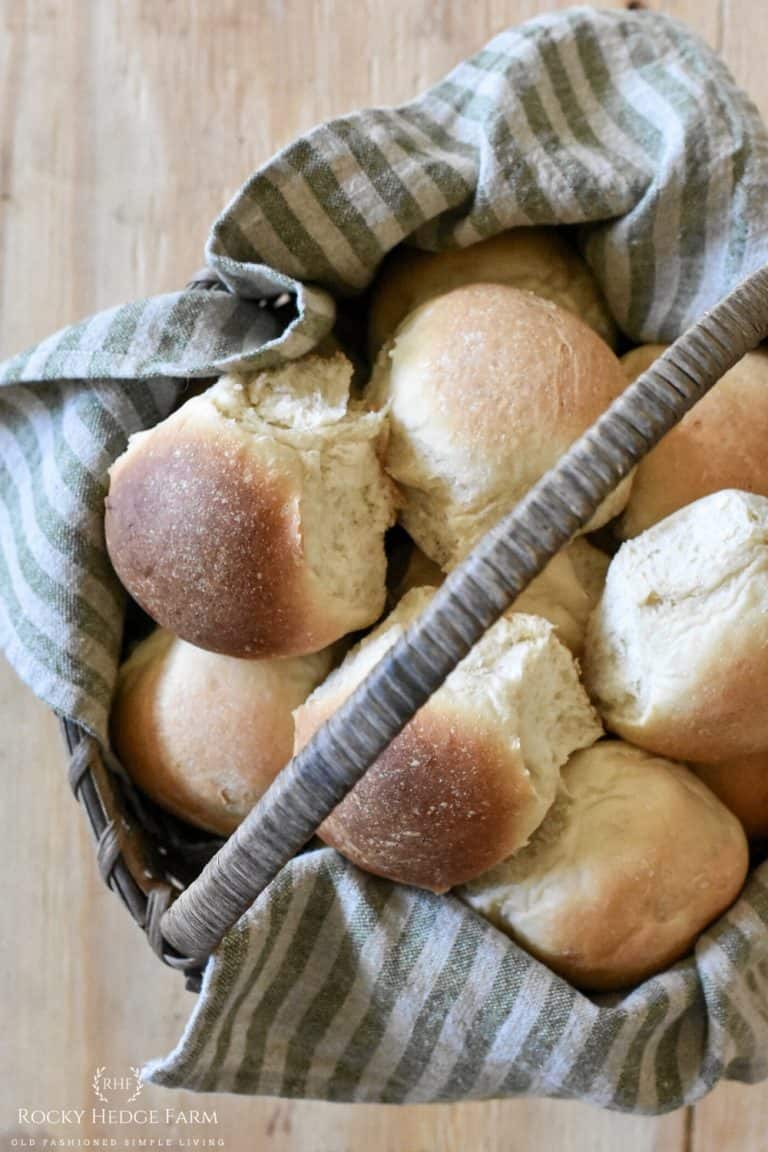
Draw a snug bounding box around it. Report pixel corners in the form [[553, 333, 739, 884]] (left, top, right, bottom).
[[145, 847, 768, 1111], [2, 6, 768, 1112]]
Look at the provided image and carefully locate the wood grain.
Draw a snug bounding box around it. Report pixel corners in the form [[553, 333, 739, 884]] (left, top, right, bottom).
[[1, 0, 765, 1149]]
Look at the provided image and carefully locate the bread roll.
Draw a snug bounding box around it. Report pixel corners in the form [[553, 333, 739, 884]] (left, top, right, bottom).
[[111, 629, 334, 835], [293, 588, 602, 892], [395, 538, 608, 654], [461, 741, 748, 991], [105, 353, 395, 658], [392, 538, 607, 655], [693, 753, 768, 840], [368, 284, 631, 568], [510, 539, 610, 657], [584, 490, 768, 763], [367, 228, 618, 357], [619, 346, 768, 537]]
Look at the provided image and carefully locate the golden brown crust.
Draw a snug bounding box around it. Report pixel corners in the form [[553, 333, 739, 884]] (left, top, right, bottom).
[[516, 872, 737, 992], [398, 285, 622, 454], [293, 587, 601, 893], [371, 284, 630, 566], [619, 348, 768, 537], [462, 742, 749, 991], [693, 753, 768, 840], [106, 409, 328, 658], [295, 697, 541, 892], [106, 357, 394, 658], [367, 227, 618, 356], [110, 633, 249, 835], [110, 630, 332, 835]]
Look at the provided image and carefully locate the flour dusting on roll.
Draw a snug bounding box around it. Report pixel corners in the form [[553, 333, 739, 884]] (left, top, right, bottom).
[[369, 284, 631, 569]]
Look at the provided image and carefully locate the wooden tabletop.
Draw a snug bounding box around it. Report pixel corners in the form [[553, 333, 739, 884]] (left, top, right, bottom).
[[1, 2, 767, 1149]]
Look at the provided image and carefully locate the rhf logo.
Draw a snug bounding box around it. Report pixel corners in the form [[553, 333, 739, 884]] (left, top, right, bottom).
[[16, 1064, 218, 1135], [91, 1066, 143, 1104]]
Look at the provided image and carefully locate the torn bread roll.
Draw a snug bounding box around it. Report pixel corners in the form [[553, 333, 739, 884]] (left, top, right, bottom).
[[367, 227, 618, 358], [619, 346, 768, 537], [105, 353, 395, 658], [110, 630, 335, 835], [461, 741, 748, 991], [293, 587, 602, 892], [369, 284, 631, 569], [584, 490, 768, 763]]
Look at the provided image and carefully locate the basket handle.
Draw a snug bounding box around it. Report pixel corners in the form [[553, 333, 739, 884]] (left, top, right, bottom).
[[161, 265, 768, 963]]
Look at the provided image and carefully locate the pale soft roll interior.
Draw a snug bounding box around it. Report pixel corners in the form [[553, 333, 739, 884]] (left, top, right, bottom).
[[211, 355, 394, 616]]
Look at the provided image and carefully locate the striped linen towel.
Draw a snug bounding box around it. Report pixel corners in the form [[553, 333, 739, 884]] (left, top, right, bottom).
[[2, 6, 768, 1111]]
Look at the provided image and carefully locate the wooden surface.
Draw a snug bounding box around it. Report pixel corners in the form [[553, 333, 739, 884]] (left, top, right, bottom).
[[1, 1, 767, 1149]]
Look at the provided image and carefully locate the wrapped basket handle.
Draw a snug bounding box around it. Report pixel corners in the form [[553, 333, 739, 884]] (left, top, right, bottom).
[[161, 265, 768, 963]]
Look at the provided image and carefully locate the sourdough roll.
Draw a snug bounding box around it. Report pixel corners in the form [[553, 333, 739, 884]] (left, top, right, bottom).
[[367, 227, 618, 357], [293, 588, 602, 892], [584, 490, 768, 763], [111, 630, 334, 835], [694, 754, 768, 840], [105, 353, 394, 658], [462, 741, 748, 991], [619, 346, 768, 537], [369, 284, 631, 569]]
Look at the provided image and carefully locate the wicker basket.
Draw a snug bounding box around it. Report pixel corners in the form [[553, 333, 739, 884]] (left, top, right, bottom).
[[61, 264, 768, 990]]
